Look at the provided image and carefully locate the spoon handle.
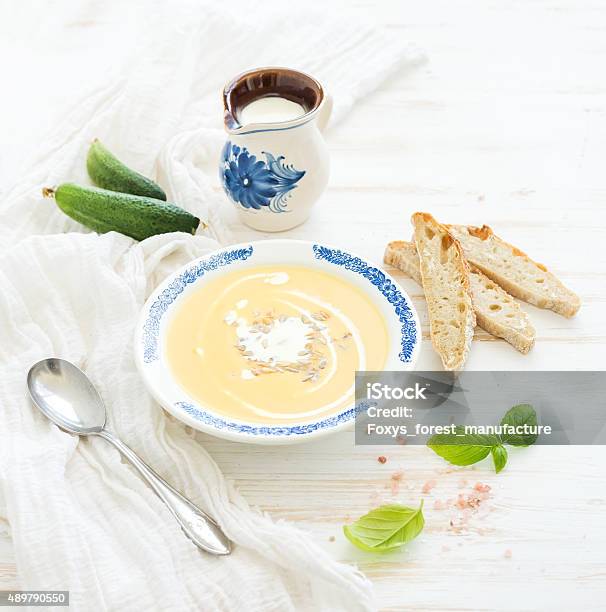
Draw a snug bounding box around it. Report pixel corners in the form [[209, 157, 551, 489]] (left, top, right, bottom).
[[96, 429, 231, 555]]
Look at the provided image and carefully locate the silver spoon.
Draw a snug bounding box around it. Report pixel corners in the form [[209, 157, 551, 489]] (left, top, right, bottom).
[[27, 358, 231, 556]]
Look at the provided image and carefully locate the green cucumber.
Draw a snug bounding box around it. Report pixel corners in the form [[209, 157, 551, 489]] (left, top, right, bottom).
[[43, 183, 200, 241], [86, 139, 167, 200]]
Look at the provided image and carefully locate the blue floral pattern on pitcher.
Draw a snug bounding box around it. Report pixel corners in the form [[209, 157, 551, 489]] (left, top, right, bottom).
[[221, 141, 305, 213]]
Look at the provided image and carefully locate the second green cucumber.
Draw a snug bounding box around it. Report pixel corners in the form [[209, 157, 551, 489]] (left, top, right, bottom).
[[87, 139, 167, 201]]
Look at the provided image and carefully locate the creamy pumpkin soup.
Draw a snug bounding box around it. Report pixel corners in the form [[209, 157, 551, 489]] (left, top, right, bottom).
[[165, 265, 389, 423]]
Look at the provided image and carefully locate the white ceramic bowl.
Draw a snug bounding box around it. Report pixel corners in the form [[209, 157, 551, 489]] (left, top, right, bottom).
[[135, 240, 421, 444]]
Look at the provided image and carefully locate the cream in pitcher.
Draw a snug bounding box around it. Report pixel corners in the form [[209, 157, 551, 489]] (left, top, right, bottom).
[[220, 67, 332, 231]]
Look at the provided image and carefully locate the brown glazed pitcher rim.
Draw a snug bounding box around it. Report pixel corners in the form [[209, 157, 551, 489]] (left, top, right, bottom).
[[223, 67, 325, 132]]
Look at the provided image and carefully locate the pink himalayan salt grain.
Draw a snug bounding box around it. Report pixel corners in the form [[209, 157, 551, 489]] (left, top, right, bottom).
[[458, 479, 468, 489], [504, 549, 512, 559], [422, 479, 437, 494], [390, 470, 404, 495], [455, 491, 489, 509], [455, 494, 470, 509], [474, 482, 491, 493], [433, 500, 446, 511]]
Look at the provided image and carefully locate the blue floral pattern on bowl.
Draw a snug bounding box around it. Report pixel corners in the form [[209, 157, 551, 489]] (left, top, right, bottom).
[[221, 141, 305, 213], [312, 245, 418, 363], [176, 400, 372, 437]]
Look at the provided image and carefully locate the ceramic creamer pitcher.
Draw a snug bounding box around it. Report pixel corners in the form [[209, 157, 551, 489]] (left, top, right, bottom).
[[220, 67, 332, 232]]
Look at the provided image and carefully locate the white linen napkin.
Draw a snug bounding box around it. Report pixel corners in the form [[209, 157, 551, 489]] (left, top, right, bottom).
[[0, 1, 423, 610]]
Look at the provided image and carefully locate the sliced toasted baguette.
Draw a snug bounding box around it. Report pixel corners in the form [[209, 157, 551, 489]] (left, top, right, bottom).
[[384, 240, 424, 285], [411, 213, 475, 370], [384, 240, 536, 354], [468, 268, 536, 353], [447, 224, 580, 318]]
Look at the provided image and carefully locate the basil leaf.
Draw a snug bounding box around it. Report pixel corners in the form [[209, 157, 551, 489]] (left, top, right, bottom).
[[500, 404, 538, 446], [343, 502, 424, 553], [427, 427, 499, 466], [491, 444, 508, 473]]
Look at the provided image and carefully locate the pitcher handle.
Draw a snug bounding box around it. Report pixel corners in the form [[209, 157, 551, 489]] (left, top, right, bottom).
[[316, 92, 333, 132]]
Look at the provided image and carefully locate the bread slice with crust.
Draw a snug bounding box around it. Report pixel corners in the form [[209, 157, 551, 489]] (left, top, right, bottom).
[[384, 240, 536, 354], [447, 224, 581, 318], [411, 213, 476, 370], [384, 240, 425, 285]]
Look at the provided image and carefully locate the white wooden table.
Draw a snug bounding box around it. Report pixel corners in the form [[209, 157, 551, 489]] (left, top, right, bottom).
[[2, 1, 606, 610]]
